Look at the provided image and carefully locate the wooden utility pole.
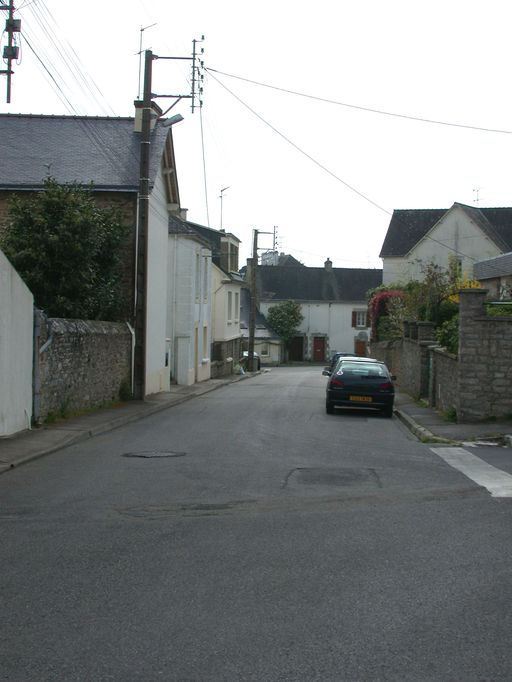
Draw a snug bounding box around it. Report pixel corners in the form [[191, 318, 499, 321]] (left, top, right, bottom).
[[133, 49, 153, 400], [1, 0, 20, 103], [248, 229, 258, 372]]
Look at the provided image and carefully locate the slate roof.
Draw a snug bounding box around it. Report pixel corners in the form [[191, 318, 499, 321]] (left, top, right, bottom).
[[257, 265, 382, 302], [474, 252, 512, 280], [380, 203, 512, 257], [0, 113, 170, 192], [239, 287, 281, 340], [168, 213, 210, 247]]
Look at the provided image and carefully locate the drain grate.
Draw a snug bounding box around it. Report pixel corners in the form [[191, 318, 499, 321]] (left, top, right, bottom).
[[122, 450, 186, 459]]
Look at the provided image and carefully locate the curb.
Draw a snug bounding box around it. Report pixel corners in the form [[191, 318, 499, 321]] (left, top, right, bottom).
[[394, 409, 457, 445]]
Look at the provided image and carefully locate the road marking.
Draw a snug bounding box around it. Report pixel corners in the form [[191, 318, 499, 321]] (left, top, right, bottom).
[[431, 447, 512, 498]]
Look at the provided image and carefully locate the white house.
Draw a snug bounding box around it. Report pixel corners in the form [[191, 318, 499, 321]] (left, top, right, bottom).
[[256, 259, 382, 361], [183, 221, 243, 375], [380, 202, 512, 285], [167, 217, 212, 385]]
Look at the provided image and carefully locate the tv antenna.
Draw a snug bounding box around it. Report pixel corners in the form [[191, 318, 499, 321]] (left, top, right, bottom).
[[219, 186, 230, 230]]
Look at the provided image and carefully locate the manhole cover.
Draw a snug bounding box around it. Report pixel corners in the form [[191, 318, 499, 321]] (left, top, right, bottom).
[[122, 450, 186, 459]]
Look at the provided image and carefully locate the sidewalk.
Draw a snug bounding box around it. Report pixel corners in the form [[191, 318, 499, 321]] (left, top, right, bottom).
[[2, 376, 512, 475], [394, 392, 512, 445]]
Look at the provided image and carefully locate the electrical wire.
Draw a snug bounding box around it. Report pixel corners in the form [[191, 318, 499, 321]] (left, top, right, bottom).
[[207, 70, 512, 272], [199, 105, 211, 227], [206, 67, 512, 136]]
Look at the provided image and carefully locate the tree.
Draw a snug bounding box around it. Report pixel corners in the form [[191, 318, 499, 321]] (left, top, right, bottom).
[[266, 300, 304, 359], [0, 177, 129, 320]]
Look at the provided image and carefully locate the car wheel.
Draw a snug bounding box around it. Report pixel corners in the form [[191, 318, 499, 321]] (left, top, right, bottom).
[[326, 401, 334, 415], [382, 405, 393, 418]]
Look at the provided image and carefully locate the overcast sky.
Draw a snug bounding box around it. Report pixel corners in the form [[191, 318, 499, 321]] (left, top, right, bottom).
[[2, 0, 511, 269]]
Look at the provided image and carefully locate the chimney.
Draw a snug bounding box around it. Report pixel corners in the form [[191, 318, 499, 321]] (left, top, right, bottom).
[[133, 99, 163, 133], [324, 258, 333, 271]]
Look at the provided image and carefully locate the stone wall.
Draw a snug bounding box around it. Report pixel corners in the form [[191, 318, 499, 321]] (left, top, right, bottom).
[[430, 348, 458, 415], [373, 291, 512, 422], [35, 313, 132, 422], [457, 289, 512, 421], [370, 322, 436, 400]]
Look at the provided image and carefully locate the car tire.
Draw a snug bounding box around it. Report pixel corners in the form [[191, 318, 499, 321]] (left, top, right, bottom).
[[326, 401, 334, 415], [382, 405, 393, 418]]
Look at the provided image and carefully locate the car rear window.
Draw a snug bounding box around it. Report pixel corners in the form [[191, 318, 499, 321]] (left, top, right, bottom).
[[337, 362, 387, 377]]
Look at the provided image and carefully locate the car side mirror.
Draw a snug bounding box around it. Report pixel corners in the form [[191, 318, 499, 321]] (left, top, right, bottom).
[[322, 368, 331, 376], [390, 374, 397, 381]]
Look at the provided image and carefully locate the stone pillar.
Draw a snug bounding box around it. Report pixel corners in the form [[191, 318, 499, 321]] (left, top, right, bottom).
[[458, 288, 488, 421]]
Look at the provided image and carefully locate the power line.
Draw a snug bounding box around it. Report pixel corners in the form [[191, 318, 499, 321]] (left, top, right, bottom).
[[207, 70, 509, 270], [206, 67, 512, 136]]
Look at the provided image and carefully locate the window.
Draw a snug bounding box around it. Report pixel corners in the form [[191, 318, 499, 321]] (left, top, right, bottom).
[[195, 253, 200, 301], [203, 325, 208, 359], [227, 291, 233, 323], [234, 292, 240, 323], [260, 342, 269, 356], [352, 310, 367, 328], [203, 256, 208, 302]]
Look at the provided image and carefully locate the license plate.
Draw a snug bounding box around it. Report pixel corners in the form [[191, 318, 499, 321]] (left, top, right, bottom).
[[350, 395, 372, 402]]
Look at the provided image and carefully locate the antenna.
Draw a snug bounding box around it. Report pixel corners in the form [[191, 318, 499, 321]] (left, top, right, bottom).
[[219, 186, 230, 230], [137, 23, 157, 99], [472, 188, 483, 206]]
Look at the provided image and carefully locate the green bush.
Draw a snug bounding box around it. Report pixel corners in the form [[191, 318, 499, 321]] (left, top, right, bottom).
[[486, 303, 512, 317], [436, 314, 459, 354]]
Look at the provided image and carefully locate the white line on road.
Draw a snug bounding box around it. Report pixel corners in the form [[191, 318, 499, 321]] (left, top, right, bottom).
[[431, 447, 512, 498]]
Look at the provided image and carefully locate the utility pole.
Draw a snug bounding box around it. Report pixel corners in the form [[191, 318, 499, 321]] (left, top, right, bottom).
[[248, 229, 258, 372], [1, 0, 20, 103], [133, 39, 203, 399], [248, 229, 272, 371], [133, 49, 153, 400]]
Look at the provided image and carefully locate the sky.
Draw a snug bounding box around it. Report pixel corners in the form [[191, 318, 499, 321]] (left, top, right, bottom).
[[2, 0, 512, 270]]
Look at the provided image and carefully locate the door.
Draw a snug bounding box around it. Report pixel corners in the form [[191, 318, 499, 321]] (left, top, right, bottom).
[[313, 337, 326, 362], [288, 336, 304, 361], [354, 339, 367, 356]]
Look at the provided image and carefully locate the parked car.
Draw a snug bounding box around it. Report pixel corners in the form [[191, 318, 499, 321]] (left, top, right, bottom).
[[325, 358, 396, 417], [240, 350, 261, 370], [322, 354, 377, 376], [323, 351, 360, 374]]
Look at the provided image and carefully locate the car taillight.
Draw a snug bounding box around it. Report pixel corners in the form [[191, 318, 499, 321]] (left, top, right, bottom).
[[379, 382, 393, 391], [330, 376, 344, 388]]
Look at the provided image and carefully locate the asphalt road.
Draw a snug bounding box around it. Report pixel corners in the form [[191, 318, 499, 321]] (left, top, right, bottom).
[[1, 367, 512, 681]]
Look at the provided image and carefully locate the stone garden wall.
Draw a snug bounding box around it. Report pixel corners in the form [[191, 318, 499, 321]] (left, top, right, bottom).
[[35, 312, 132, 422]]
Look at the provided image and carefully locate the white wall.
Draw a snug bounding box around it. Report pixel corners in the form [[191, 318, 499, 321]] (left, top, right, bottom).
[[260, 300, 370, 359], [146, 167, 172, 395], [382, 205, 502, 284], [0, 250, 33, 436], [211, 264, 241, 344], [168, 235, 212, 385]]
